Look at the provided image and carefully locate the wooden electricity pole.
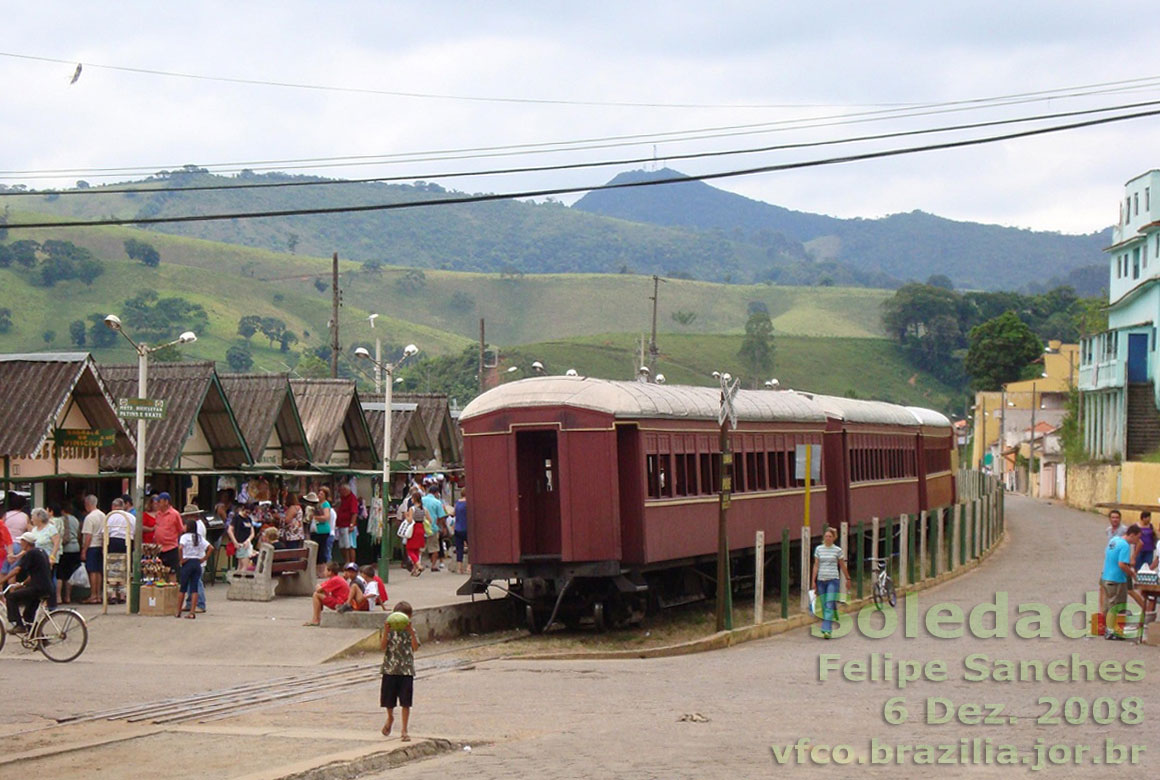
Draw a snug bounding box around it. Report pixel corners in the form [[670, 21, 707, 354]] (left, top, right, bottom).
[[715, 375, 738, 632], [330, 252, 340, 378], [647, 275, 660, 378], [479, 318, 486, 394]]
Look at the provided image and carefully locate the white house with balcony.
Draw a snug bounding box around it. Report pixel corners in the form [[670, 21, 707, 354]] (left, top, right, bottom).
[[1079, 170, 1160, 460]]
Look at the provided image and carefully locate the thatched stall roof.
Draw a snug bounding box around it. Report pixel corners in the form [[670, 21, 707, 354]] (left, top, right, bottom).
[[219, 373, 311, 467], [101, 361, 251, 471], [290, 379, 377, 470], [0, 352, 134, 464]]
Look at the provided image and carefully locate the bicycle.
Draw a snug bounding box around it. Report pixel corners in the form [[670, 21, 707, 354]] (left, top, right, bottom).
[[867, 557, 897, 611], [0, 584, 89, 662]]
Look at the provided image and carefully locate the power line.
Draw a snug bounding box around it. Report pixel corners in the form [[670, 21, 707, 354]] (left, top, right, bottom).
[[0, 50, 917, 110], [8, 49, 1160, 115], [5, 97, 1160, 198], [6, 106, 1159, 231], [4, 63, 1160, 179]]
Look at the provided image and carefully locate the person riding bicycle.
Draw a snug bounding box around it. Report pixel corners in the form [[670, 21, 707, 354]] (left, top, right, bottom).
[[0, 532, 53, 634]]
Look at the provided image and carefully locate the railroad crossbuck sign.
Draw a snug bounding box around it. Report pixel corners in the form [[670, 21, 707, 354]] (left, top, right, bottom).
[[117, 398, 166, 420], [717, 378, 740, 428]]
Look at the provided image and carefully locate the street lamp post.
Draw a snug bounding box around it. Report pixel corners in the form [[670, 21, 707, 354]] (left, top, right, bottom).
[[355, 343, 419, 582], [103, 315, 197, 613]]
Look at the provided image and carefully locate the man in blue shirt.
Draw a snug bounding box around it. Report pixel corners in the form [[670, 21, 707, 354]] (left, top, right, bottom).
[[452, 489, 468, 575], [421, 484, 448, 572], [1102, 524, 1141, 640]]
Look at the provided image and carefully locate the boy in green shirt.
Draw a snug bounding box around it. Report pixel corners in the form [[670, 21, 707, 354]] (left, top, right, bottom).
[[379, 601, 419, 741]]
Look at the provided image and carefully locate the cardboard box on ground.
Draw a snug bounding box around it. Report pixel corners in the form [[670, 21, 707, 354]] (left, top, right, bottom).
[[140, 584, 183, 616]]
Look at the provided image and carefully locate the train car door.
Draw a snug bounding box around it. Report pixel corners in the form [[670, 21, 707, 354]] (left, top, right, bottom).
[[516, 430, 562, 558]]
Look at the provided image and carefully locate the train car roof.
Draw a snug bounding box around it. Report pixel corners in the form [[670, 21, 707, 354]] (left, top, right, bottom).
[[904, 406, 953, 427], [798, 393, 922, 426], [460, 376, 827, 424]]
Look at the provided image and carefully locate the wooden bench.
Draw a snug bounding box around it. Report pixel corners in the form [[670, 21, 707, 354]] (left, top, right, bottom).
[[227, 541, 318, 601]]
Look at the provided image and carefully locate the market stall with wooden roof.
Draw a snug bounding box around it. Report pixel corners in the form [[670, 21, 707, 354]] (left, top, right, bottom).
[[100, 361, 252, 507], [393, 392, 462, 468], [219, 373, 313, 471], [289, 379, 377, 474], [0, 352, 135, 508]]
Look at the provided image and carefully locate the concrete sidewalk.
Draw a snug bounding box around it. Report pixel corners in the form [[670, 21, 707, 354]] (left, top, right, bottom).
[[57, 562, 485, 667]]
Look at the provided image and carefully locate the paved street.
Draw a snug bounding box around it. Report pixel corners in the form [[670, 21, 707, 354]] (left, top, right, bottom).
[[367, 495, 1158, 778], [4, 495, 1156, 778]]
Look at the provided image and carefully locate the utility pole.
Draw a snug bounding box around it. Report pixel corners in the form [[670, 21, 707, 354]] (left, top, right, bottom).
[[999, 391, 1005, 487], [479, 318, 485, 395], [330, 252, 340, 378], [1028, 383, 1037, 497], [715, 373, 738, 632], [647, 275, 661, 380]]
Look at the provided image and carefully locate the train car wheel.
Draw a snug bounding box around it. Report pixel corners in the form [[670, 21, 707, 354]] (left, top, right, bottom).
[[593, 601, 607, 633]]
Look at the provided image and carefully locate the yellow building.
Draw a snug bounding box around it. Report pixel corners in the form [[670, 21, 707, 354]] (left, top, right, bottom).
[[971, 341, 1078, 467]]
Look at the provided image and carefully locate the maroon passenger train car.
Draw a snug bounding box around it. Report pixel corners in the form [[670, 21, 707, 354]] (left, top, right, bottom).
[[458, 377, 953, 629]]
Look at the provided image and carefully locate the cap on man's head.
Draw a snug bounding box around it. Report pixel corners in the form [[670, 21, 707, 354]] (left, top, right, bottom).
[[158, 491, 171, 502], [344, 562, 359, 571], [19, 531, 37, 545]]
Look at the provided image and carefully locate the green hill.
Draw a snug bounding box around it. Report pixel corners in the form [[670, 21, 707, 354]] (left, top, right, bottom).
[[1, 213, 892, 350], [500, 333, 961, 412]]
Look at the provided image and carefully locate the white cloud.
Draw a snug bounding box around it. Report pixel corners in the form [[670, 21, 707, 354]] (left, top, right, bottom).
[[4, 1, 1160, 233]]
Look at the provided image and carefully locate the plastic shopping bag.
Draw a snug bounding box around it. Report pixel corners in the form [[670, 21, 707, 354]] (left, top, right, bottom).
[[807, 588, 817, 617], [69, 564, 89, 588]]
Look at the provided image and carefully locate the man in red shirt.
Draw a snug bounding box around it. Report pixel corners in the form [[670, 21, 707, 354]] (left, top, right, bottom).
[[151, 492, 186, 574], [305, 560, 350, 626], [334, 483, 360, 566]]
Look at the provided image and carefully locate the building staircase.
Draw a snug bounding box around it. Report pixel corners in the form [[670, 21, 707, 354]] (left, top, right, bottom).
[[1127, 383, 1160, 459]]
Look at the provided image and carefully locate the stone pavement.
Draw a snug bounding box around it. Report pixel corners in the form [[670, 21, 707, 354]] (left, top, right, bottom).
[[6, 496, 1156, 778], [14, 560, 483, 669]]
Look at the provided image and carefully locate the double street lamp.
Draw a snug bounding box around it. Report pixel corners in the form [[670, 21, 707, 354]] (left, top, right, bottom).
[[103, 314, 197, 613], [354, 343, 419, 581]]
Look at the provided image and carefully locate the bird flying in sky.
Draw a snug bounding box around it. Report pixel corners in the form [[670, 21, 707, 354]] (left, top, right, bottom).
[[70, 63, 82, 84]]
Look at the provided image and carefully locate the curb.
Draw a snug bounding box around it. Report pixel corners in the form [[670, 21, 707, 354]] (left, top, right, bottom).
[[234, 738, 461, 780], [512, 527, 1009, 662]]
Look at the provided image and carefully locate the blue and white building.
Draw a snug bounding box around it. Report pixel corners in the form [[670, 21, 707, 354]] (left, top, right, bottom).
[[1079, 170, 1160, 460]]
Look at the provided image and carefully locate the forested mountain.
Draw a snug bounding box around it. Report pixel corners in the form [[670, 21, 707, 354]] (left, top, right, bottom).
[[574, 168, 1113, 291], [2, 166, 1111, 291], [2, 170, 868, 286]]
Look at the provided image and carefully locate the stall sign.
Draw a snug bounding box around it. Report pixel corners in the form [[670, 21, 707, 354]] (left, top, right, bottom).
[[118, 398, 167, 420], [54, 428, 117, 448]]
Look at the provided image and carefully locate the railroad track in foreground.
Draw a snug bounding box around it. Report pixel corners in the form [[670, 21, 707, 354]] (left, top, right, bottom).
[[59, 635, 519, 727]]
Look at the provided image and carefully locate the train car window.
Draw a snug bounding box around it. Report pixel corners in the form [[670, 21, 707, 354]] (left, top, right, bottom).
[[675, 453, 690, 496], [755, 450, 768, 490], [659, 454, 672, 498], [709, 453, 722, 493], [544, 458, 554, 492], [646, 454, 661, 499], [733, 440, 746, 493], [745, 452, 758, 492]]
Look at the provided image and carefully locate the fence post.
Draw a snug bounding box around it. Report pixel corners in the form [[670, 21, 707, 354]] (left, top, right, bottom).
[[801, 525, 811, 614], [935, 508, 945, 575], [885, 516, 895, 580], [918, 509, 928, 581], [855, 521, 864, 600], [965, 499, 974, 561], [871, 517, 880, 573], [907, 513, 917, 584], [755, 530, 765, 625], [951, 505, 961, 571], [898, 514, 909, 587], [780, 528, 789, 619], [839, 521, 849, 603]]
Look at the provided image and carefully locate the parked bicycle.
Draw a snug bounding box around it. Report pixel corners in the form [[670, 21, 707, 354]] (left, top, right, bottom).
[[0, 584, 88, 662], [867, 557, 897, 610]]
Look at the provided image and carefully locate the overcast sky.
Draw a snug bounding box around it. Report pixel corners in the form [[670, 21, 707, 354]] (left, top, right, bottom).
[[5, 2, 1160, 234]]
